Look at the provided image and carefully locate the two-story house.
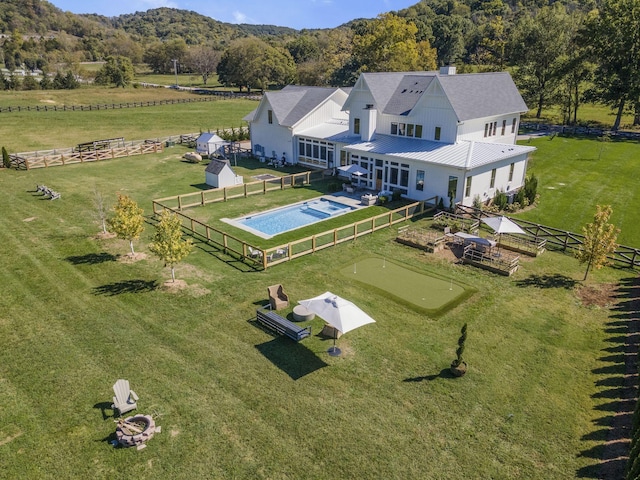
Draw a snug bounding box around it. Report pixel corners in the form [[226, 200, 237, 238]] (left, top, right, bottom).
[[244, 67, 535, 206]]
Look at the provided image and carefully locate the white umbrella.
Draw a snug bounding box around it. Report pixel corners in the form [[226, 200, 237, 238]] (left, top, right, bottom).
[[337, 164, 368, 188], [298, 291, 375, 356], [481, 216, 526, 235], [481, 216, 526, 255], [337, 164, 368, 176]]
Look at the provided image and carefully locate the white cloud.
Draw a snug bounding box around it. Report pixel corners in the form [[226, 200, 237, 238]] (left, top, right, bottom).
[[232, 10, 257, 24]]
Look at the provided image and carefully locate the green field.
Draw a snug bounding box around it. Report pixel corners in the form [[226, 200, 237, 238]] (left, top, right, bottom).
[[0, 141, 634, 478], [0, 88, 257, 152], [0, 88, 639, 478], [513, 135, 640, 246]]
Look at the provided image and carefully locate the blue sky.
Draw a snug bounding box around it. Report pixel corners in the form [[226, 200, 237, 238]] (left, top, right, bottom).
[[48, 0, 420, 30]]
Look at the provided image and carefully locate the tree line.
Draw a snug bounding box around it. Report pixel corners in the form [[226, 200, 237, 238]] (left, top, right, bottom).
[[1, 0, 639, 129]]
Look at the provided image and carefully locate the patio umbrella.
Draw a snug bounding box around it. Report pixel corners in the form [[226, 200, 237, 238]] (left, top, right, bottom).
[[481, 216, 526, 235], [337, 164, 368, 188], [481, 216, 526, 254], [298, 291, 376, 356]]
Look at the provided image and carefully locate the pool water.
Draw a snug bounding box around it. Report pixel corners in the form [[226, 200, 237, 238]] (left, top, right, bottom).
[[230, 198, 355, 237]]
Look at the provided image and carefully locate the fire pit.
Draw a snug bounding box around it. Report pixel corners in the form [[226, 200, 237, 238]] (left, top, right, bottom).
[[116, 414, 156, 448]]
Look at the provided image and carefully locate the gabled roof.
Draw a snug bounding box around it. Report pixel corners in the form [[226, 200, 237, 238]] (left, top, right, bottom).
[[384, 75, 436, 116], [245, 85, 348, 127], [197, 133, 227, 144], [205, 159, 232, 175], [438, 72, 528, 121], [343, 135, 535, 170], [350, 71, 528, 121]]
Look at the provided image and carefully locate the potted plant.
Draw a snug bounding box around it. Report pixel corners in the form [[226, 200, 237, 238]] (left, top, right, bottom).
[[450, 323, 468, 377]]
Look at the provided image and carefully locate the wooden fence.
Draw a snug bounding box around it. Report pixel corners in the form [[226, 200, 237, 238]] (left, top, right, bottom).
[[9, 140, 164, 169], [153, 172, 313, 210], [0, 96, 225, 114], [152, 184, 438, 269], [520, 122, 640, 141], [455, 205, 640, 269]]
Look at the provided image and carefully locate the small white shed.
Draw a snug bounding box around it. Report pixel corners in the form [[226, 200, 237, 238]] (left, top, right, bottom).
[[196, 133, 229, 156], [205, 159, 243, 188]]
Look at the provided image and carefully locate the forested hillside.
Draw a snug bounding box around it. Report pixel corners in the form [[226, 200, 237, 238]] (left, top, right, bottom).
[[1, 0, 639, 129]]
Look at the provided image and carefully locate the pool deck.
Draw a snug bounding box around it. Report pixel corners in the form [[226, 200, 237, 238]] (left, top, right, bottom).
[[322, 191, 374, 210]]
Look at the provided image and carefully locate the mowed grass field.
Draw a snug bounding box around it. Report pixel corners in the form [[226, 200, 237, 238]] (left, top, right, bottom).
[[0, 150, 627, 479], [0, 87, 639, 478], [0, 87, 257, 152], [513, 135, 640, 246]]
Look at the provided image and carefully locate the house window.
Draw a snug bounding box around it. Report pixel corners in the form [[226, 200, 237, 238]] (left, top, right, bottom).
[[509, 163, 514, 182], [391, 123, 398, 135], [490, 168, 496, 188], [434, 126, 441, 141], [501, 120, 506, 135], [398, 123, 406, 136], [354, 118, 360, 135], [465, 176, 472, 197], [268, 110, 273, 124], [511, 118, 517, 133], [407, 124, 414, 137], [415, 125, 423, 138], [484, 123, 489, 137], [416, 170, 425, 191], [340, 150, 348, 166], [493, 122, 497, 135], [448, 176, 458, 200]]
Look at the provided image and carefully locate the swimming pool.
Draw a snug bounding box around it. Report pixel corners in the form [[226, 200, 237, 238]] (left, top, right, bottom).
[[224, 198, 355, 238]]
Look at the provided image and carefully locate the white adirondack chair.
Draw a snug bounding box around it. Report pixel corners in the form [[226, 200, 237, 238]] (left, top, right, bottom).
[[111, 379, 139, 415]]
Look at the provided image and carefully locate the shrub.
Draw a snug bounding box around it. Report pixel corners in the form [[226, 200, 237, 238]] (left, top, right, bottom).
[[437, 197, 445, 211], [2, 146, 10, 169], [524, 174, 538, 205], [378, 195, 388, 205], [392, 190, 402, 201], [472, 194, 483, 210], [493, 189, 508, 211]]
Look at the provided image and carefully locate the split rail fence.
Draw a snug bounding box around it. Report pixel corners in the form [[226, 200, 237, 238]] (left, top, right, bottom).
[[152, 177, 438, 269], [455, 205, 640, 269]]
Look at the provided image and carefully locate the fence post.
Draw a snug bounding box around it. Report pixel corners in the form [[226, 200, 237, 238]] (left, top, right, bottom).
[[177, 196, 182, 211], [201, 191, 205, 206]]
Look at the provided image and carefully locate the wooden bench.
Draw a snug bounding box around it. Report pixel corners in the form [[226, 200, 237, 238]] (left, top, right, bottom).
[[256, 308, 311, 342]]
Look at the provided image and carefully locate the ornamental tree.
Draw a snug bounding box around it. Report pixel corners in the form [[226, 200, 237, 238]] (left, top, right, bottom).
[[575, 204, 620, 281], [148, 209, 193, 282], [107, 194, 145, 256]]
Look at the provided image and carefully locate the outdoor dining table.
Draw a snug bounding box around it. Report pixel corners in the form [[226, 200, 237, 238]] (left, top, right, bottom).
[[453, 232, 497, 248]]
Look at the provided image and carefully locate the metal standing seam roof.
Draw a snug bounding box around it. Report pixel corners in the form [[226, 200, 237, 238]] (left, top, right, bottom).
[[343, 135, 536, 170]]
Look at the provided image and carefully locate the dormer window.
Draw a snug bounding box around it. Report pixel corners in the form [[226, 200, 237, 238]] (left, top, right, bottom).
[[434, 126, 441, 141], [354, 118, 360, 135]]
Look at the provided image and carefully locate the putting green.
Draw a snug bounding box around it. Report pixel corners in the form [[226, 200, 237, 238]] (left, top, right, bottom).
[[340, 257, 472, 316]]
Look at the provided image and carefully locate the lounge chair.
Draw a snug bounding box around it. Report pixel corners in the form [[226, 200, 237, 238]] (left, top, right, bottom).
[[111, 379, 139, 415], [248, 246, 262, 258], [267, 284, 289, 310]]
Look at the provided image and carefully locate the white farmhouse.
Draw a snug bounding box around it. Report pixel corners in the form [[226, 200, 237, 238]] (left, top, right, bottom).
[[245, 67, 536, 207]]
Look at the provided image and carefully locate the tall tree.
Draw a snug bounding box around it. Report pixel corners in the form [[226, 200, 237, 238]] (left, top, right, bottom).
[[148, 210, 193, 283], [185, 46, 221, 85], [582, 0, 640, 130], [95, 56, 134, 88], [107, 194, 145, 256], [351, 13, 437, 73], [217, 37, 296, 92], [575, 205, 620, 281], [510, 4, 572, 118]]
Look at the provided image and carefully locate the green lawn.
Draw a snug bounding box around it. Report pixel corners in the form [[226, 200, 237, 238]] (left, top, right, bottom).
[[513, 135, 640, 246], [0, 141, 634, 478], [0, 88, 257, 152]]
